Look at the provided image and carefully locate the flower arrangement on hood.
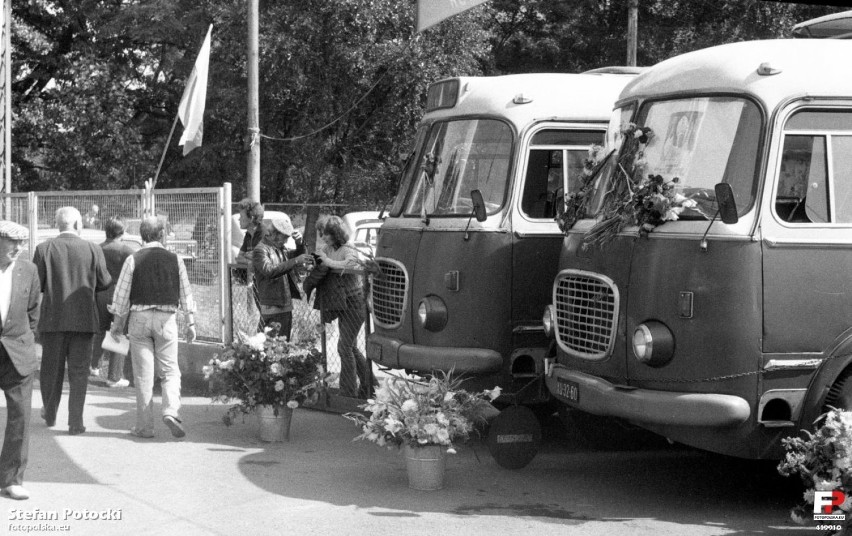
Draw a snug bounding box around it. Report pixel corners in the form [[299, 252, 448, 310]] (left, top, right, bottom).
[[344, 372, 501, 453], [778, 408, 852, 535], [203, 327, 326, 425], [558, 123, 707, 248]]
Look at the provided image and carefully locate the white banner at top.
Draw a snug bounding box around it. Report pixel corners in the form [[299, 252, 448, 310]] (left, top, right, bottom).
[[416, 0, 490, 32]]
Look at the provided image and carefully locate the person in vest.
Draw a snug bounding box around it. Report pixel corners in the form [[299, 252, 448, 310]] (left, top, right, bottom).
[[108, 216, 196, 439], [0, 221, 40, 500], [34, 207, 111, 436]]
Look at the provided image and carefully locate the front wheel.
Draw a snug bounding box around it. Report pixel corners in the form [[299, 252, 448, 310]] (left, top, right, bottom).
[[823, 368, 852, 413]]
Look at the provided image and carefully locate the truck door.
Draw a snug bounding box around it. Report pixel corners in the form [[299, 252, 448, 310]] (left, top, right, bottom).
[[513, 128, 607, 336]]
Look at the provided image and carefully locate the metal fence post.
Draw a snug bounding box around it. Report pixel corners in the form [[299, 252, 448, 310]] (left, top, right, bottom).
[[27, 191, 36, 259], [220, 183, 232, 344]]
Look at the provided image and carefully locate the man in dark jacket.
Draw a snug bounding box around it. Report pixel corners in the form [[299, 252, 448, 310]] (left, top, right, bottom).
[[252, 216, 311, 340], [33, 207, 111, 436], [0, 221, 40, 500]]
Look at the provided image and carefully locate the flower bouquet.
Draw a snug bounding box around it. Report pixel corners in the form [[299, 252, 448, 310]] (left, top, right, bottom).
[[343, 372, 501, 453], [344, 372, 500, 489], [203, 327, 326, 427], [778, 408, 852, 535], [559, 123, 706, 248]]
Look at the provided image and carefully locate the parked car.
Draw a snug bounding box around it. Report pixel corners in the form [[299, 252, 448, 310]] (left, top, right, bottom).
[[342, 211, 383, 257]]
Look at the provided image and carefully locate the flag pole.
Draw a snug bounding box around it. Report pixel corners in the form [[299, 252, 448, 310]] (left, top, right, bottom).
[[151, 114, 179, 190]]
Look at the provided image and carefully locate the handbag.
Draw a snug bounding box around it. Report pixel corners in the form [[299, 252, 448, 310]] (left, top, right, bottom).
[[102, 333, 130, 356]]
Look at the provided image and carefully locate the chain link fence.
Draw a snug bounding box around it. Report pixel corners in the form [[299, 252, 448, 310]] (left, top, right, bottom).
[[2, 186, 232, 344], [229, 264, 372, 398]]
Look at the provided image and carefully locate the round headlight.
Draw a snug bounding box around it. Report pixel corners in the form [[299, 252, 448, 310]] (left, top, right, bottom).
[[632, 321, 675, 368], [542, 305, 555, 339], [417, 296, 448, 332]]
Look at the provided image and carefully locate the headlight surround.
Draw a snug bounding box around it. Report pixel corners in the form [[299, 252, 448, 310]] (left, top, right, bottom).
[[542, 305, 555, 339], [632, 321, 675, 367], [417, 295, 448, 332]]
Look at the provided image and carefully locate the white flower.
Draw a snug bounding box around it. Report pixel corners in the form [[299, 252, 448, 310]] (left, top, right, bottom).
[[486, 386, 502, 401], [286, 400, 299, 409], [436, 412, 449, 426], [444, 392, 454, 402], [274, 380, 285, 392], [270, 363, 282, 375], [401, 400, 419, 413], [246, 332, 267, 351], [816, 479, 840, 491], [436, 428, 450, 443], [202, 365, 213, 378], [663, 208, 682, 221], [384, 418, 403, 434], [218, 359, 235, 371], [803, 489, 815, 504]]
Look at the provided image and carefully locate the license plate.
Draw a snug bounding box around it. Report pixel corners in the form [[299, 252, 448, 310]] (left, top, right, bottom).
[[556, 378, 579, 403]]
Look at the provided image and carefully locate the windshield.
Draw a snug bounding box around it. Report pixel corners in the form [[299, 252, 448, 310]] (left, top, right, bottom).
[[403, 119, 512, 217], [589, 97, 761, 218]]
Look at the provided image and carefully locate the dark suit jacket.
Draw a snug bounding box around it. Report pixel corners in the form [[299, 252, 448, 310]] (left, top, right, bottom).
[[0, 260, 41, 376], [33, 233, 111, 333]]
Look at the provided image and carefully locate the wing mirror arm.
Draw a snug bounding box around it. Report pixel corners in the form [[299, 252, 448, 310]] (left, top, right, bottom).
[[700, 183, 739, 251], [463, 189, 488, 241]]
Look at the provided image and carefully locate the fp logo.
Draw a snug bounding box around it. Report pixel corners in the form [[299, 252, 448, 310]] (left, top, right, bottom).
[[814, 490, 846, 514]]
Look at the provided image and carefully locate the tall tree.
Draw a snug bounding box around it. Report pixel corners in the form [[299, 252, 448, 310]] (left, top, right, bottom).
[[486, 0, 845, 74]]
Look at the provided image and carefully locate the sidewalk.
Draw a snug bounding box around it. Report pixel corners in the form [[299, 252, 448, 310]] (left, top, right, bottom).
[[0, 381, 811, 536]]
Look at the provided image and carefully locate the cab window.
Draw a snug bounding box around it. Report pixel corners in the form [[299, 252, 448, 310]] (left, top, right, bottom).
[[520, 130, 605, 219], [775, 109, 852, 224]]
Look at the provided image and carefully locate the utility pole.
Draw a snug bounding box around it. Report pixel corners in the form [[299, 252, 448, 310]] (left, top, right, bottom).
[[247, 0, 261, 202], [627, 0, 638, 67]]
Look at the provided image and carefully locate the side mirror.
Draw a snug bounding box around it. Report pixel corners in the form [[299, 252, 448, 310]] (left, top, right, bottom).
[[714, 183, 739, 224], [471, 190, 487, 222]]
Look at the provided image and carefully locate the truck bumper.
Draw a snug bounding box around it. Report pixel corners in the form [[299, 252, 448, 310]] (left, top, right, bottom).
[[367, 333, 502, 374], [545, 367, 751, 427]]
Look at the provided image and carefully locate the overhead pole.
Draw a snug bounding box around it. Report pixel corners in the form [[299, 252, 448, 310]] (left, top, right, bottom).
[[627, 0, 638, 67], [247, 0, 261, 202], [2, 0, 10, 218]]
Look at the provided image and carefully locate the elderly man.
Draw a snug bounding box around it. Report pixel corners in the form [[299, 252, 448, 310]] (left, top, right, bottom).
[[0, 221, 40, 500], [109, 216, 196, 439], [252, 215, 311, 340], [34, 207, 111, 436]]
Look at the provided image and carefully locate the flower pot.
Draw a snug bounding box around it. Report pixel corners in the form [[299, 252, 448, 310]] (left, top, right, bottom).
[[257, 405, 293, 442], [403, 444, 446, 490]]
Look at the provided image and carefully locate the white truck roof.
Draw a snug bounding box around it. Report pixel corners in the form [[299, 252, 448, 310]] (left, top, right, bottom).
[[425, 73, 639, 127], [620, 39, 852, 111]]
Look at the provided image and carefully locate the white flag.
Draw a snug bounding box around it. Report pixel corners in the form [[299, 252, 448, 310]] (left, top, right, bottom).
[[416, 0, 490, 32], [178, 25, 212, 156]]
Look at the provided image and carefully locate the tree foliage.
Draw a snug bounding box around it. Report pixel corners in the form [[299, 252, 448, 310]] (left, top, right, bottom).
[[9, 0, 845, 208]]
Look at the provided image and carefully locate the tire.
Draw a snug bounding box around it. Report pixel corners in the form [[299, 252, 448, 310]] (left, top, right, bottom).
[[557, 405, 669, 451], [823, 368, 852, 413]]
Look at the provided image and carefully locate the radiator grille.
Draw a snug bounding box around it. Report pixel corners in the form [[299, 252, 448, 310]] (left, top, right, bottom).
[[554, 271, 618, 359], [371, 259, 408, 328]]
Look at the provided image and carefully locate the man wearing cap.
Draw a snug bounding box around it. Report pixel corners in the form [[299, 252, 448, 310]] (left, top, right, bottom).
[[252, 215, 311, 340], [109, 216, 196, 439], [0, 221, 40, 500], [34, 207, 111, 436]]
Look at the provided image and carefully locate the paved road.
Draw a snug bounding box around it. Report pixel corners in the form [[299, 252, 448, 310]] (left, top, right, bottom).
[[0, 382, 817, 536]]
